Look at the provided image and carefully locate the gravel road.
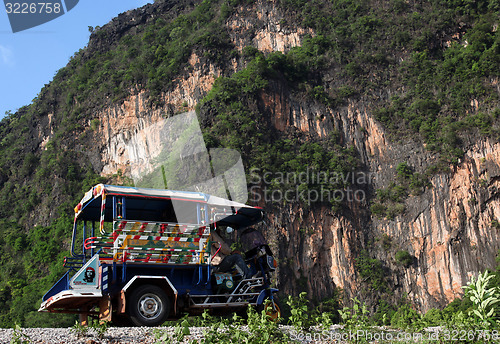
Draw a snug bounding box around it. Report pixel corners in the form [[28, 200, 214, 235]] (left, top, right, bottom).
[[1, 326, 185, 344], [0, 325, 335, 344], [0, 325, 444, 343]]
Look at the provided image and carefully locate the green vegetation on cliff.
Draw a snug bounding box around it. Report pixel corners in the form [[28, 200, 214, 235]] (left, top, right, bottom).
[[200, 48, 359, 208], [280, 0, 500, 161], [0, 0, 498, 328]]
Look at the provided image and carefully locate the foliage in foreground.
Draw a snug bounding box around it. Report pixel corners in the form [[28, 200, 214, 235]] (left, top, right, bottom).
[[71, 319, 109, 341], [462, 270, 500, 329], [7, 268, 499, 343], [10, 324, 31, 344], [154, 306, 288, 344], [152, 269, 500, 343]]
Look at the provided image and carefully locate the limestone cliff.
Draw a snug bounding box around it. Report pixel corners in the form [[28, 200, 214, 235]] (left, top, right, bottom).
[[13, 0, 500, 314]]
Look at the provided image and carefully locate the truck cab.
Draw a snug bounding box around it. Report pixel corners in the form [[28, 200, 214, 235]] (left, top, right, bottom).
[[39, 184, 279, 326]]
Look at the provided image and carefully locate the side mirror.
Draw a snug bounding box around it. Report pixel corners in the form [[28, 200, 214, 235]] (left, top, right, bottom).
[[226, 226, 234, 234]]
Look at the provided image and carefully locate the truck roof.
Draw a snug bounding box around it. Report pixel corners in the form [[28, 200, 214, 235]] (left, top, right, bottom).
[[74, 184, 263, 228]]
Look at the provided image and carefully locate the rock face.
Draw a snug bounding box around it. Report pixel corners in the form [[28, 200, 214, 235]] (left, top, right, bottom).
[[35, 0, 500, 312], [258, 87, 500, 310], [227, 1, 314, 53]]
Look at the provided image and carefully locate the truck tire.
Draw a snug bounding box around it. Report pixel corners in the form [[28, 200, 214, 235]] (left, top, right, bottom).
[[128, 285, 170, 326], [257, 297, 282, 322], [111, 313, 133, 327]]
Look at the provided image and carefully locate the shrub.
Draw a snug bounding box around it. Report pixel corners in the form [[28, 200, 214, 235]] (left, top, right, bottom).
[[462, 270, 500, 328], [421, 308, 444, 327], [386, 203, 405, 219], [372, 299, 396, 326], [286, 292, 311, 331], [372, 162, 430, 220], [396, 162, 413, 180], [381, 233, 392, 251], [355, 250, 387, 291], [339, 297, 370, 331], [395, 250, 413, 267], [390, 303, 421, 329], [370, 202, 386, 217], [492, 219, 500, 229], [90, 119, 100, 131]]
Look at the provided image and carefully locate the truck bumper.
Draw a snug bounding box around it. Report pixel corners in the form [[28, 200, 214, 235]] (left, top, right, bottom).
[[39, 289, 102, 313]]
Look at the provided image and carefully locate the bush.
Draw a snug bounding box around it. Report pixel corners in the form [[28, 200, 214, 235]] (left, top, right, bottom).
[[386, 203, 405, 219], [381, 233, 392, 251], [395, 250, 413, 267], [390, 303, 421, 329], [90, 119, 100, 131], [372, 162, 430, 220], [355, 250, 387, 291], [339, 297, 370, 331], [396, 162, 413, 180], [370, 202, 386, 217], [462, 270, 500, 328], [286, 292, 311, 330], [372, 299, 396, 326], [421, 308, 444, 327], [441, 297, 473, 322]]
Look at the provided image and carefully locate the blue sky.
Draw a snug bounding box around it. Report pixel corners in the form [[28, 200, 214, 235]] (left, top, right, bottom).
[[0, 0, 154, 118]]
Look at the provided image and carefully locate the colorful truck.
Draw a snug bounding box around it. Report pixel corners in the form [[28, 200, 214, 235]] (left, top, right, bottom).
[[39, 184, 280, 326]]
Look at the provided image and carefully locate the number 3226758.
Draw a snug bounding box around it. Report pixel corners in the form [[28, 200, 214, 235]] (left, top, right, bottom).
[[5, 2, 62, 14]]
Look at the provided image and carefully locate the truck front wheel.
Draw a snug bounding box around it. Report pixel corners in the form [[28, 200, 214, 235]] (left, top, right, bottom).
[[128, 285, 170, 326], [257, 297, 282, 322]]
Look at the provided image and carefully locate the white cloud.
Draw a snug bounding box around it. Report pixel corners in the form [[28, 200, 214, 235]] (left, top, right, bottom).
[[0, 45, 14, 66]]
